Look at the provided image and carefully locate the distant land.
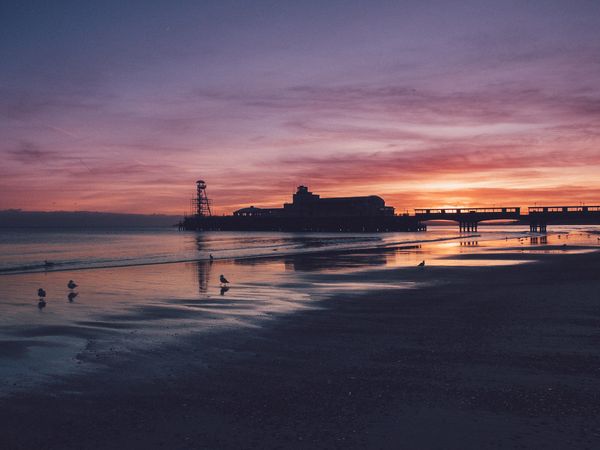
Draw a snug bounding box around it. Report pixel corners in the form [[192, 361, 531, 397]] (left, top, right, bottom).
[[0, 210, 181, 228]]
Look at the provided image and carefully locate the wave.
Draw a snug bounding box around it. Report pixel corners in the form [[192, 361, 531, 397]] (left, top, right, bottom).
[[0, 225, 546, 276], [0, 233, 478, 276]]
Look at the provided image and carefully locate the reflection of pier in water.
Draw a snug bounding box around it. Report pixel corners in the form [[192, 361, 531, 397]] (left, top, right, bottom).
[[196, 261, 212, 294], [283, 251, 391, 272], [460, 240, 479, 247], [283, 245, 423, 272], [195, 235, 213, 294], [529, 236, 548, 245]]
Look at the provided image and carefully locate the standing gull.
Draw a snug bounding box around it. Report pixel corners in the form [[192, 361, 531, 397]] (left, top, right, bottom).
[[418, 260, 425, 267], [68, 280, 78, 289], [220, 274, 229, 285]]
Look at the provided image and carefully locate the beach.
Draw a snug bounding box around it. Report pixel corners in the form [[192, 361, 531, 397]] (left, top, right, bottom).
[[1, 229, 600, 448]]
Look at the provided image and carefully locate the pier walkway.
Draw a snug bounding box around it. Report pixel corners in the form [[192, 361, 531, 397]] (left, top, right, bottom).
[[414, 208, 521, 231], [527, 206, 600, 232], [415, 205, 600, 232]]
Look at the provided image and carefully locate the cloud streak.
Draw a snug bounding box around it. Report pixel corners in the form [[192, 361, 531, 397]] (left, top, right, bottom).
[[1, 1, 599, 213]]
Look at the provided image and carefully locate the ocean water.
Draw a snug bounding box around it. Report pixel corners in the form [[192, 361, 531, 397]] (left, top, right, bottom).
[[0, 226, 535, 275], [0, 225, 598, 394]]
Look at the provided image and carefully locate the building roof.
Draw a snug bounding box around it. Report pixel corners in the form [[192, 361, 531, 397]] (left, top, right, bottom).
[[318, 195, 385, 204], [234, 206, 262, 214]]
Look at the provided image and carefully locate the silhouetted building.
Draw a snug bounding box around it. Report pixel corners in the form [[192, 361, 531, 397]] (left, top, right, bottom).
[[183, 182, 424, 232], [233, 186, 394, 218]]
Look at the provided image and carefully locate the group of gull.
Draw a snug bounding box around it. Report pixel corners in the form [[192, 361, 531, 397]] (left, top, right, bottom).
[[37, 279, 78, 309], [36, 273, 231, 308], [35, 251, 429, 309]]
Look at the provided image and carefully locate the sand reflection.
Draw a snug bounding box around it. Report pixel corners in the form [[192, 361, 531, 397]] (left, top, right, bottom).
[[0, 227, 599, 394]]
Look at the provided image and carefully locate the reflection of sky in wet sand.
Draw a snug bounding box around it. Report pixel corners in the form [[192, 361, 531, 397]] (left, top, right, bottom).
[[0, 259, 315, 393], [0, 226, 599, 393]]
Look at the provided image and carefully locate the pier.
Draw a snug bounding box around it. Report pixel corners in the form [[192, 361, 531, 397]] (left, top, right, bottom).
[[414, 207, 521, 232], [527, 206, 600, 232], [181, 180, 600, 233], [415, 205, 600, 232]]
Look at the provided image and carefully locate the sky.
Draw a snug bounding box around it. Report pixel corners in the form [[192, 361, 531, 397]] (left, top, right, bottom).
[[1, 0, 600, 214]]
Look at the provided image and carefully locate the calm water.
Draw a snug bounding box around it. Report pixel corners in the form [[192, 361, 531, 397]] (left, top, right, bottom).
[[0, 226, 543, 274], [0, 225, 598, 394]]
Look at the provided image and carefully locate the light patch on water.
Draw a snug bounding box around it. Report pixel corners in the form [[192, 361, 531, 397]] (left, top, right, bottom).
[[0, 225, 599, 394]]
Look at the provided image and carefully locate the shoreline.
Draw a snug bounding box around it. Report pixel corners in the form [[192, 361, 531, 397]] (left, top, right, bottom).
[[1, 245, 600, 448], [0, 232, 487, 276]]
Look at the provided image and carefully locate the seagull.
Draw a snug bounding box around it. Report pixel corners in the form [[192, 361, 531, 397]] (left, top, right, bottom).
[[37, 288, 46, 299], [209, 254, 214, 262], [418, 260, 425, 267], [67, 280, 78, 289], [220, 274, 229, 285]]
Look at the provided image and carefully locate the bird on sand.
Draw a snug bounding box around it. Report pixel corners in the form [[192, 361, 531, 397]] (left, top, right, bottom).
[[209, 254, 214, 262], [67, 280, 78, 289], [418, 260, 425, 267], [220, 274, 229, 285]]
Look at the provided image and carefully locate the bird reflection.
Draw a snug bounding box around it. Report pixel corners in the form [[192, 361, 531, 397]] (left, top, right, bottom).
[[37, 288, 47, 308], [68, 292, 79, 302], [220, 286, 230, 296]]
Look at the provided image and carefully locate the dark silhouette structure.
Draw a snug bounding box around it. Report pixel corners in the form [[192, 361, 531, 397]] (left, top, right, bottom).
[[233, 186, 394, 218], [414, 207, 521, 232], [183, 184, 424, 232], [415, 205, 600, 232], [528, 205, 600, 232], [181, 180, 600, 233], [193, 180, 212, 217]]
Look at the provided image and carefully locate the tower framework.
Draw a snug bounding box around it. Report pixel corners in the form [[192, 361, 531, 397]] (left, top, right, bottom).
[[195, 180, 212, 216]]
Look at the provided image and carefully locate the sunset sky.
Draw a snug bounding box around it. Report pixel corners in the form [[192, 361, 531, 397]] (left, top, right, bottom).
[[2, 0, 600, 214]]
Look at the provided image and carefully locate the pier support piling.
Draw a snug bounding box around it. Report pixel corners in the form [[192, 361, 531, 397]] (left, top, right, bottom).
[[459, 222, 478, 232], [529, 223, 547, 233]]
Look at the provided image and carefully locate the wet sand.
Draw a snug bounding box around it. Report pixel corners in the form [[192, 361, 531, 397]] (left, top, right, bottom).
[[2, 248, 600, 449]]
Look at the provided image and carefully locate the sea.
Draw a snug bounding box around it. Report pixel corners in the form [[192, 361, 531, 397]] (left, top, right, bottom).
[[0, 225, 598, 394]]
